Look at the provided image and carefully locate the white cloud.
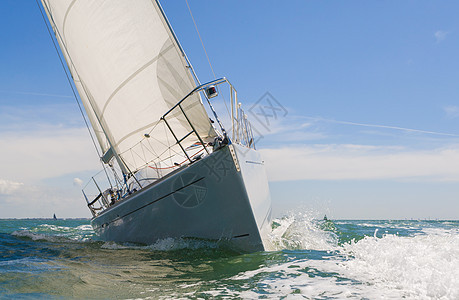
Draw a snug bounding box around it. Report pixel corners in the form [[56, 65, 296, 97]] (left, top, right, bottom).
[[444, 106, 459, 119], [260, 144, 459, 182], [73, 177, 84, 187], [434, 30, 448, 43], [0, 183, 91, 218], [0, 179, 23, 195], [0, 102, 103, 217], [0, 103, 83, 132], [0, 126, 99, 217], [0, 127, 100, 183]]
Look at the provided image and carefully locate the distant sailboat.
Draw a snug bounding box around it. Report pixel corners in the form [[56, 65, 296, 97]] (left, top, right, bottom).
[[53, 214, 57, 220], [40, 0, 272, 252]]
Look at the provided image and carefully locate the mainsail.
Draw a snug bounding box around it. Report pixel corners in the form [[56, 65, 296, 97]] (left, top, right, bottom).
[[41, 0, 216, 173]]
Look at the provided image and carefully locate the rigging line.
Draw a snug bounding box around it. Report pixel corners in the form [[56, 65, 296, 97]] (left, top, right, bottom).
[[36, 0, 114, 188], [185, 0, 215, 79], [185, 0, 232, 124]]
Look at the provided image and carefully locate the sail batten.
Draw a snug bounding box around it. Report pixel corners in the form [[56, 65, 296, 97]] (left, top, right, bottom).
[[41, 0, 216, 172]]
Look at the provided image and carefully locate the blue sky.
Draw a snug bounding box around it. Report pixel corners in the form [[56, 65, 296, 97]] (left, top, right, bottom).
[[1, 1, 459, 219]]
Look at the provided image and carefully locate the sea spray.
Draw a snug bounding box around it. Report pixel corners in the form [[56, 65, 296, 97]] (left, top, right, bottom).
[[338, 230, 459, 299], [267, 211, 338, 251], [200, 215, 459, 299]]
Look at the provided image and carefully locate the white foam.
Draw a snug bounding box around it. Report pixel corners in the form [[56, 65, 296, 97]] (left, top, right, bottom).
[[100, 237, 219, 251], [185, 217, 459, 299], [267, 212, 337, 251], [12, 230, 57, 242], [12, 229, 92, 243], [37, 224, 73, 232], [338, 232, 459, 299], [76, 224, 93, 231], [421, 227, 459, 236], [175, 258, 407, 299]]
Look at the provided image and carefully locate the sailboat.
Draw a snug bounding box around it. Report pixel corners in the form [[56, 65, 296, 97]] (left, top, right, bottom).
[[40, 0, 272, 252]]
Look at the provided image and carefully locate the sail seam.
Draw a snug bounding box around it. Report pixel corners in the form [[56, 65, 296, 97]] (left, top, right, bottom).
[[100, 42, 175, 117], [37, 0, 103, 158], [41, 0, 216, 175], [153, 0, 201, 86], [62, 0, 78, 42], [39, 0, 116, 163]]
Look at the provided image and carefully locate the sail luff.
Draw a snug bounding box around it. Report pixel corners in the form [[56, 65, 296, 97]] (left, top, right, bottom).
[[42, 0, 130, 174], [41, 0, 112, 156]]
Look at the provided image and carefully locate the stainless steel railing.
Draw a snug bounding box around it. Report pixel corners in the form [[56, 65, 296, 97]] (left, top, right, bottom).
[[83, 77, 256, 217]]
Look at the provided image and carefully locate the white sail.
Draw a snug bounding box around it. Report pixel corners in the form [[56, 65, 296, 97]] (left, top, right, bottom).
[[41, 0, 216, 172]]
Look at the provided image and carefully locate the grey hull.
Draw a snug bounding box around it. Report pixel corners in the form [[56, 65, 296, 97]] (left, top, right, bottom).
[[91, 144, 272, 253]]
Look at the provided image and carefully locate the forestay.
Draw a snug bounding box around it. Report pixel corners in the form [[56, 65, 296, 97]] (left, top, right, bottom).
[[41, 0, 216, 173]]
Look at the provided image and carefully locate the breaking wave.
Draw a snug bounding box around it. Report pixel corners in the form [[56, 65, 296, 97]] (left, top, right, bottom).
[[210, 213, 459, 299], [267, 211, 338, 251], [12, 223, 95, 243]]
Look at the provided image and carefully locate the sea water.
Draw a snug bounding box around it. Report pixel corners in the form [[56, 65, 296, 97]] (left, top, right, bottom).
[[0, 214, 457, 299]]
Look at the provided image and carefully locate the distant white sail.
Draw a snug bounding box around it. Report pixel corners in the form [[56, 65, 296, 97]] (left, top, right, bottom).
[[41, 0, 216, 172]]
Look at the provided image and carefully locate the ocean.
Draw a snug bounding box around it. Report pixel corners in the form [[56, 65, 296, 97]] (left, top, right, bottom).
[[0, 213, 457, 299]]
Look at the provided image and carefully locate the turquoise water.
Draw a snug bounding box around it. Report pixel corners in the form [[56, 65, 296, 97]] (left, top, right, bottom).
[[0, 215, 458, 299]]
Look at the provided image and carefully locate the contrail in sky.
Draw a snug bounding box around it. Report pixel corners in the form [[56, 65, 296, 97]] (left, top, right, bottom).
[[0, 90, 72, 98], [307, 117, 459, 137]]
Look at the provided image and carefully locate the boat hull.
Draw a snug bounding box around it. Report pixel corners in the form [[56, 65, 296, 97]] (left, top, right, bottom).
[[91, 144, 272, 253]]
